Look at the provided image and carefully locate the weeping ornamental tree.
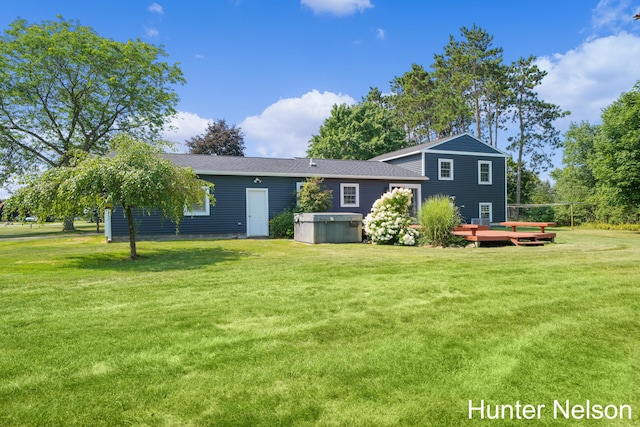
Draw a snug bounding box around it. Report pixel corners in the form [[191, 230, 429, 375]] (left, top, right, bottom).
[[0, 17, 185, 230], [6, 135, 213, 259]]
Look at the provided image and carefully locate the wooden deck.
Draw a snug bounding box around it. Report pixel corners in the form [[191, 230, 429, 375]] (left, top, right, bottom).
[[453, 223, 556, 247]]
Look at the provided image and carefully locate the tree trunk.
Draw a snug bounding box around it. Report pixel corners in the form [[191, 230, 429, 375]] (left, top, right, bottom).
[[516, 105, 525, 205], [493, 111, 500, 147], [516, 148, 523, 205], [62, 216, 75, 231], [125, 205, 138, 259], [474, 82, 482, 139], [93, 209, 101, 233]]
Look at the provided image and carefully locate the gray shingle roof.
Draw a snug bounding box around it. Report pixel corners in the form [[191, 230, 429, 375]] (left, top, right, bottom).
[[370, 133, 508, 161], [162, 154, 427, 181], [369, 134, 462, 161]]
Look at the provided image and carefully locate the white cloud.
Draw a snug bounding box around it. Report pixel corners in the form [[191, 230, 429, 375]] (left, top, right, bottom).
[[240, 89, 355, 158], [162, 111, 212, 153], [148, 2, 164, 14], [301, 0, 373, 16], [376, 28, 385, 40], [536, 32, 640, 127], [194, 54, 205, 60], [591, 0, 633, 30], [145, 27, 159, 38]]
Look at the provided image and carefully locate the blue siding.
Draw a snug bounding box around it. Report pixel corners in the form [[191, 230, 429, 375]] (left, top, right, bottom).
[[432, 134, 503, 155], [422, 153, 506, 222], [109, 175, 421, 238], [384, 154, 423, 174], [110, 175, 300, 238], [322, 178, 407, 215]]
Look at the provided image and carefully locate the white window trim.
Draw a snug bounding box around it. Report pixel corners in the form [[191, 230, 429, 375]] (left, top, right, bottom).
[[479, 202, 493, 222], [438, 158, 454, 181], [340, 183, 360, 207], [184, 186, 210, 216], [478, 160, 492, 185], [389, 183, 422, 212]]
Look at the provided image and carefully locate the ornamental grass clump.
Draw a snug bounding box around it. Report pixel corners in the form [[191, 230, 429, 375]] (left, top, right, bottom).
[[363, 188, 419, 245], [419, 194, 461, 247]]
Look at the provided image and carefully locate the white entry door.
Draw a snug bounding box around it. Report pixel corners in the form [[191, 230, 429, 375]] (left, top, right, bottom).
[[246, 188, 269, 237]]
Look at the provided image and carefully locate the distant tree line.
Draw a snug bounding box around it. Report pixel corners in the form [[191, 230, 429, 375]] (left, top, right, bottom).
[[552, 83, 640, 225]]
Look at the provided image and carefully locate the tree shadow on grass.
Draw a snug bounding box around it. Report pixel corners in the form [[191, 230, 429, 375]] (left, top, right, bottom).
[[68, 246, 250, 272]]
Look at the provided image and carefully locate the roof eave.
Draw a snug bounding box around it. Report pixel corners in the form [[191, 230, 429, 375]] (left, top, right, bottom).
[[192, 170, 428, 181]]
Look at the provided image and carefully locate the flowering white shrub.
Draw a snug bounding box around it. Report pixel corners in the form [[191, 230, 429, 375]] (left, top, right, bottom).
[[363, 188, 419, 245]]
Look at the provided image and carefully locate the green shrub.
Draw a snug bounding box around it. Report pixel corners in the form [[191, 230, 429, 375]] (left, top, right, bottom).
[[298, 177, 332, 212], [419, 194, 460, 247], [553, 204, 596, 226], [269, 208, 295, 239]]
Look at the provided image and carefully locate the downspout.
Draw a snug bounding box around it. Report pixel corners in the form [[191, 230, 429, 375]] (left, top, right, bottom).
[[504, 158, 508, 221], [104, 207, 112, 243]]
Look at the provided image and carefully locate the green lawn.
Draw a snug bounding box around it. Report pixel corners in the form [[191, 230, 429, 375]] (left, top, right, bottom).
[[1, 228, 638, 426], [0, 220, 98, 238]]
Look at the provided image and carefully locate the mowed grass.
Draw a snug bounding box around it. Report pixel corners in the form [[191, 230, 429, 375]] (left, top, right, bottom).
[[0, 228, 639, 426], [0, 220, 98, 238]]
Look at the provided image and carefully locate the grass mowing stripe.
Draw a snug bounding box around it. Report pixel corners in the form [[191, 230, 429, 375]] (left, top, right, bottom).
[[0, 228, 638, 425]]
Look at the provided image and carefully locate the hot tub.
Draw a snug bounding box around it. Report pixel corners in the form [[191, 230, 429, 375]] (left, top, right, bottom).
[[294, 212, 362, 244]]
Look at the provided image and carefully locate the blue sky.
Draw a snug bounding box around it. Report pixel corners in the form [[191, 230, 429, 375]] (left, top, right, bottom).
[[1, 0, 640, 198]]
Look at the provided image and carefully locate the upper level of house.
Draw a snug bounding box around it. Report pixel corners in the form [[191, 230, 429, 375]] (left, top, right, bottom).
[[371, 133, 509, 176], [372, 133, 510, 222]]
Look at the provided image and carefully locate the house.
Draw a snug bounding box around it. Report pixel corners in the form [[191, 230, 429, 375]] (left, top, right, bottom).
[[105, 155, 427, 241], [104, 133, 508, 241], [371, 133, 508, 224]]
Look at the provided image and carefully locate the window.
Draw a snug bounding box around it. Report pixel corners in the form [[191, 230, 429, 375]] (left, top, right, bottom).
[[184, 186, 210, 216], [479, 203, 492, 222], [438, 159, 454, 180], [340, 183, 359, 207], [389, 183, 422, 217], [478, 160, 492, 185]]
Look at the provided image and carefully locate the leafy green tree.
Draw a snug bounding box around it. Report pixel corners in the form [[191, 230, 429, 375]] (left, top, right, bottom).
[[362, 86, 388, 108], [430, 54, 473, 137], [0, 17, 185, 229], [506, 158, 557, 221], [434, 25, 504, 140], [389, 26, 509, 145], [506, 55, 570, 203], [307, 101, 407, 160], [551, 121, 599, 224], [297, 177, 332, 212], [483, 62, 511, 147], [6, 135, 212, 259], [506, 157, 539, 204], [389, 64, 438, 144], [186, 119, 245, 156], [592, 82, 640, 223]]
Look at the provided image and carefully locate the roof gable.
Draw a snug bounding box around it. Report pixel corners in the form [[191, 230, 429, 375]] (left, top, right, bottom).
[[370, 133, 509, 161]]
